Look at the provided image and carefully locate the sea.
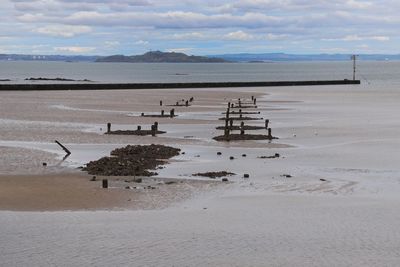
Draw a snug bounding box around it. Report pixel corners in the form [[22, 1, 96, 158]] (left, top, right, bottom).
[[1, 60, 400, 86]]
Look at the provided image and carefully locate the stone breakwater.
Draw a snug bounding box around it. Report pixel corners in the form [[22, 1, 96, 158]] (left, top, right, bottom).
[[0, 80, 360, 91]]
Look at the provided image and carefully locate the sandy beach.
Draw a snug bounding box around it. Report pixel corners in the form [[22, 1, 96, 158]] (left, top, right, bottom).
[[1, 84, 400, 266]]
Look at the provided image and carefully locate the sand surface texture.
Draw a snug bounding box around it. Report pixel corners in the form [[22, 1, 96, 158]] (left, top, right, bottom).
[[1, 84, 400, 266]]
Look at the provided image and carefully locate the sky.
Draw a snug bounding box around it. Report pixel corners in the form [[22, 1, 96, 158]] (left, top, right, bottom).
[[0, 0, 399, 55]]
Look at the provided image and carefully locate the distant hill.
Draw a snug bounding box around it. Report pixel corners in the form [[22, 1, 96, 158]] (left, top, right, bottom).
[[96, 51, 228, 63], [208, 53, 400, 62]]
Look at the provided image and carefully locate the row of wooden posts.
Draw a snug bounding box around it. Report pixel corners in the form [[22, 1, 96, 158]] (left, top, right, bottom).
[[223, 96, 273, 138], [107, 121, 160, 136], [141, 108, 175, 118], [159, 97, 194, 107]]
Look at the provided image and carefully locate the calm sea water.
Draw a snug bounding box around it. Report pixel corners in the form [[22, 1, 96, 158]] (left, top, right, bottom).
[[1, 61, 400, 86]]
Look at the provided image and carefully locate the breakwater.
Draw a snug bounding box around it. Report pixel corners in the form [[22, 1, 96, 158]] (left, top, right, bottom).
[[0, 79, 360, 91]]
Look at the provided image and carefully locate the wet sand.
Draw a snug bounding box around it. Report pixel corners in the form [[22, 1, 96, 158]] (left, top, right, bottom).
[[2, 85, 400, 266]]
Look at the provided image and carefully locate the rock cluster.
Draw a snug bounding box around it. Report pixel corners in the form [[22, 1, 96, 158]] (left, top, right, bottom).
[[83, 144, 181, 176]]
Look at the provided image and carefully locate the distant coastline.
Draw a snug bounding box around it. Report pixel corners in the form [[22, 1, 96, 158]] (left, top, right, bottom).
[[1, 52, 400, 63]]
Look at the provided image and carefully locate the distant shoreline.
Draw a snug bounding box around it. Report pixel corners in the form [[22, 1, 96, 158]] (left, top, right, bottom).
[[0, 80, 360, 91]]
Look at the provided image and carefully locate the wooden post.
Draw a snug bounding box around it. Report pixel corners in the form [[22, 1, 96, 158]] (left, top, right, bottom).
[[190, 97, 194, 102], [231, 103, 234, 108], [230, 119, 233, 127], [141, 112, 144, 117], [176, 101, 179, 106], [238, 99, 242, 107], [137, 125, 141, 131], [107, 122, 111, 133], [102, 179, 108, 189], [160, 100, 163, 106], [225, 119, 229, 129], [154, 121, 158, 131], [151, 125, 156, 136], [226, 108, 230, 119], [268, 128, 272, 138], [240, 121, 245, 135], [239, 113, 243, 118], [254, 98, 257, 105], [227, 102, 231, 108], [185, 100, 189, 107], [170, 109, 175, 118], [265, 119, 269, 129], [55, 140, 71, 155], [161, 110, 164, 116], [251, 96, 254, 100], [239, 109, 242, 114]]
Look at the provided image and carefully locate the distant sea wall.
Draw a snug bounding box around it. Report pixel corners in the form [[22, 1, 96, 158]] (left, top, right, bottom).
[[0, 80, 360, 91]]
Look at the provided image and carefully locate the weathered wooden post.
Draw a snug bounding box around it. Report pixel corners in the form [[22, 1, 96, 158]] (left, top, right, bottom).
[[254, 98, 257, 105], [137, 125, 142, 131], [226, 108, 230, 119], [240, 121, 245, 135], [176, 101, 179, 106], [265, 119, 269, 129], [251, 96, 254, 100], [268, 128, 272, 139], [154, 121, 159, 131], [227, 102, 231, 108], [185, 100, 189, 107], [239, 113, 243, 118], [231, 103, 234, 108], [102, 179, 108, 189], [190, 97, 194, 102], [238, 99, 242, 107], [170, 109, 175, 118], [107, 122, 111, 133], [141, 112, 144, 117], [230, 118, 233, 127], [239, 109, 242, 114], [151, 125, 156, 136], [225, 119, 229, 129], [160, 100, 163, 106], [161, 110, 164, 116]]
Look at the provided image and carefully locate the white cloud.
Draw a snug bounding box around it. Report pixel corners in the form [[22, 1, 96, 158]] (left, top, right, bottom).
[[54, 46, 96, 53], [323, 35, 390, 42], [171, 32, 206, 40], [104, 41, 120, 47], [135, 40, 149, 45], [166, 47, 193, 54], [34, 25, 92, 37], [224, 30, 254, 41]]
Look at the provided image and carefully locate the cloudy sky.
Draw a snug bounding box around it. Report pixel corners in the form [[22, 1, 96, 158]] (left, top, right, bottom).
[[0, 0, 398, 55]]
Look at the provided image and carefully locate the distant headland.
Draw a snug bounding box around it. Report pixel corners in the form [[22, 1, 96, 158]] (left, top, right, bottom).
[[95, 51, 228, 63]]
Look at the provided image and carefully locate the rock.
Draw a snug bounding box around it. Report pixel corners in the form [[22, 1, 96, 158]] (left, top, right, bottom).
[[42, 162, 47, 166], [193, 171, 235, 178], [243, 174, 250, 178], [134, 178, 143, 183], [320, 178, 327, 182], [229, 156, 235, 160], [217, 152, 222, 155], [281, 174, 292, 178], [222, 178, 229, 182], [242, 154, 247, 157]]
